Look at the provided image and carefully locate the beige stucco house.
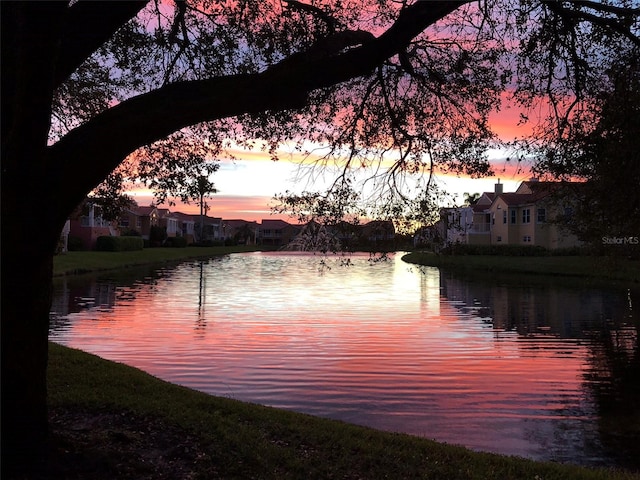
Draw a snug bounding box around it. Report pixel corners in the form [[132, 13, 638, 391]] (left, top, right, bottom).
[[486, 181, 581, 249], [445, 180, 582, 249]]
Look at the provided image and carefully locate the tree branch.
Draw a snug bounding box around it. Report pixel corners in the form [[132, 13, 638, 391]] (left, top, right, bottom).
[[544, 0, 640, 47], [48, 0, 469, 209], [567, 1, 640, 17], [55, 0, 148, 89], [283, 0, 339, 33]]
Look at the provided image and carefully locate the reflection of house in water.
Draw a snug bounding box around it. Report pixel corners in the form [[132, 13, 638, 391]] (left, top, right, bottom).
[[50, 278, 118, 320], [437, 272, 613, 340]]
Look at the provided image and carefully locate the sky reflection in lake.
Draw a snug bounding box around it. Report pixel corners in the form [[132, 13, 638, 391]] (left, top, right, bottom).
[[49, 252, 639, 469]]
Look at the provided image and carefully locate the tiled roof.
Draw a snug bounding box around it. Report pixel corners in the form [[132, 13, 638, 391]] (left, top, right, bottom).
[[472, 203, 489, 213], [224, 219, 259, 228], [171, 211, 195, 222], [260, 219, 293, 228], [498, 193, 535, 206], [133, 205, 156, 216]]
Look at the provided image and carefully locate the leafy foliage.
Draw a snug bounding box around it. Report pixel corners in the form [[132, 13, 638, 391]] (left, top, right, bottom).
[[48, 1, 640, 228], [529, 48, 640, 245]]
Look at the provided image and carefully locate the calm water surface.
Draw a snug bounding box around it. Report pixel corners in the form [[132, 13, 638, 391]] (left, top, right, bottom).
[[49, 252, 639, 469]]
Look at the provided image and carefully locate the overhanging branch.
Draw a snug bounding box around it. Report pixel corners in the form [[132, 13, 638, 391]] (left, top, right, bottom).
[[544, 0, 640, 47], [49, 0, 469, 204]]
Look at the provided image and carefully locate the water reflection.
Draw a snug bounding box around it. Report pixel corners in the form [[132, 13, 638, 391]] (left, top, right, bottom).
[[49, 252, 639, 469], [435, 269, 639, 469]]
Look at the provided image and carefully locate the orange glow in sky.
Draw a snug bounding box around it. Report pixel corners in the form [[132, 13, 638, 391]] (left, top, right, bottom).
[[128, 97, 539, 222], [132, 150, 536, 223]]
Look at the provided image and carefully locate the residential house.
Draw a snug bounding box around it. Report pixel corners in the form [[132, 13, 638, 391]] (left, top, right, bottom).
[[258, 219, 301, 247], [360, 220, 396, 243], [223, 219, 259, 245], [486, 180, 581, 249], [439, 206, 474, 245], [191, 215, 224, 243], [68, 201, 117, 250], [119, 204, 158, 239], [156, 208, 179, 238], [172, 212, 197, 244], [284, 220, 345, 251], [467, 189, 497, 245], [447, 180, 582, 249]]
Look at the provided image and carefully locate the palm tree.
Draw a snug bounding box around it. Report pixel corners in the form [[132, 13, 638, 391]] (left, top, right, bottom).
[[463, 192, 481, 206], [189, 175, 218, 242]]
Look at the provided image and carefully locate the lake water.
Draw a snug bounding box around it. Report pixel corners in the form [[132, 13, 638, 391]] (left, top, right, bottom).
[[49, 251, 640, 469]]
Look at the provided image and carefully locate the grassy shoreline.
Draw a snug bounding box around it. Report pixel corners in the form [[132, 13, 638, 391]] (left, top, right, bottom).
[[47, 343, 635, 479], [402, 251, 639, 286], [53, 245, 261, 277], [47, 247, 639, 478]]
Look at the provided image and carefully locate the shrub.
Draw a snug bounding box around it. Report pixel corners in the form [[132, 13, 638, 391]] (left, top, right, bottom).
[[95, 235, 144, 252], [443, 244, 550, 256], [67, 236, 85, 251], [119, 228, 141, 237], [149, 226, 167, 247], [165, 236, 187, 248]]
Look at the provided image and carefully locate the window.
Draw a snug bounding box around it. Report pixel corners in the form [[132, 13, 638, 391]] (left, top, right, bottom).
[[503, 211, 507, 224], [510, 209, 516, 224], [564, 207, 574, 218], [497, 235, 502, 242], [120, 217, 129, 228], [522, 208, 531, 224], [523, 235, 531, 243], [537, 208, 546, 223]]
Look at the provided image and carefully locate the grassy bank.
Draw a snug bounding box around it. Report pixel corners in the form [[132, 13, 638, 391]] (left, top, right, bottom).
[[53, 245, 260, 277], [402, 251, 639, 285], [46, 342, 635, 480]]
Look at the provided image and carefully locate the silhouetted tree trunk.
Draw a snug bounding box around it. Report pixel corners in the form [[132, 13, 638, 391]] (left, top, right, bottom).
[[2, 4, 65, 474]]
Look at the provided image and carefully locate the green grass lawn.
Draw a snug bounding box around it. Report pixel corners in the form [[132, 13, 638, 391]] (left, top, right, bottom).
[[402, 251, 640, 285], [47, 343, 637, 480], [53, 245, 260, 276]]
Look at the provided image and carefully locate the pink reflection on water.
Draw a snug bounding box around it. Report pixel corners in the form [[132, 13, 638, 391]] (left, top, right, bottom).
[[50, 252, 634, 466]]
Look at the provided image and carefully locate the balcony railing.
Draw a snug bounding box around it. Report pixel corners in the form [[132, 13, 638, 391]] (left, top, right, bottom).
[[469, 224, 491, 233], [80, 216, 110, 228]]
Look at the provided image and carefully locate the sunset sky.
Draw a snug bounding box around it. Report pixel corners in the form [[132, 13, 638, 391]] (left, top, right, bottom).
[[130, 102, 536, 223]]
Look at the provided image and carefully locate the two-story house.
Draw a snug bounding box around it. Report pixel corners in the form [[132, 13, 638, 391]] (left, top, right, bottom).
[[68, 201, 116, 250], [258, 219, 301, 247], [467, 190, 497, 245], [440, 180, 582, 249], [119, 204, 158, 239], [172, 212, 197, 243], [486, 180, 580, 249], [223, 219, 259, 245], [439, 206, 474, 245], [156, 208, 180, 238]]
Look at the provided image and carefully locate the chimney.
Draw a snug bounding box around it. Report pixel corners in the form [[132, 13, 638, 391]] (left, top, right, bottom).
[[494, 179, 503, 194]]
